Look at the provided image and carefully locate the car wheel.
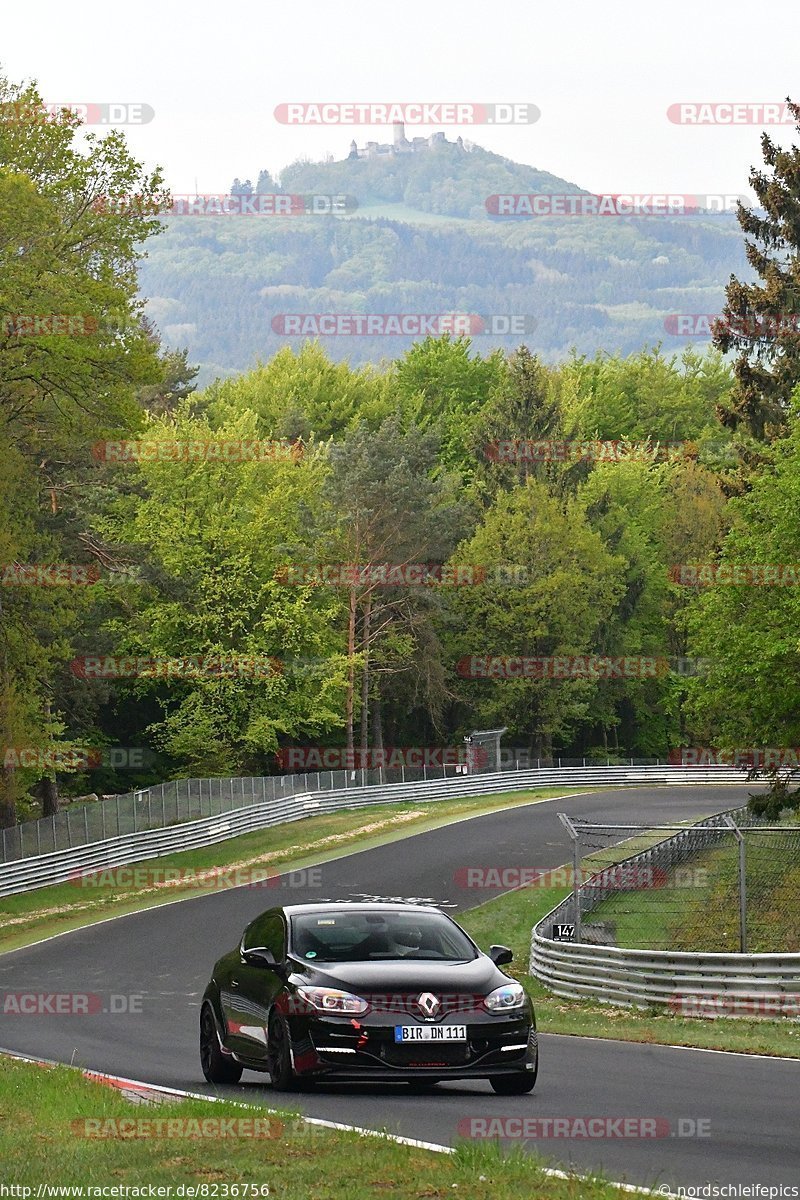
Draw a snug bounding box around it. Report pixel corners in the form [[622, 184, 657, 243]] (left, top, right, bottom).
[[200, 1004, 243, 1085], [267, 1012, 296, 1090], [489, 1069, 537, 1095]]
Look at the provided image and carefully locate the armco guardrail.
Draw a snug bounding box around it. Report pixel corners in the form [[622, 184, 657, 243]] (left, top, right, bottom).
[[0, 764, 749, 898], [0, 756, 750, 865], [529, 807, 800, 1015], [529, 937, 800, 1014]]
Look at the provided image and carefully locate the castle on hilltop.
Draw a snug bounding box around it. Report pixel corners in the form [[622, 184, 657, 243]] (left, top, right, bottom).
[[348, 122, 468, 160]]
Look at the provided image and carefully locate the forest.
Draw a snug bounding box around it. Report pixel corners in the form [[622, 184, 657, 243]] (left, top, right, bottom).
[[3, 76, 800, 824]]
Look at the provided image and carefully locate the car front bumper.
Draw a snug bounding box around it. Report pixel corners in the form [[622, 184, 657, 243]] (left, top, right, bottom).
[[288, 1013, 537, 1079]]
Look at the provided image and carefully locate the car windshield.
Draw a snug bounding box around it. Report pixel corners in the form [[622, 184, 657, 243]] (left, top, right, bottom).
[[290, 910, 478, 963]]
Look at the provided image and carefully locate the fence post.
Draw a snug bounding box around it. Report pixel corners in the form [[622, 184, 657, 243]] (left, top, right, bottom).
[[83, 805, 89, 844], [738, 833, 747, 953], [558, 813, 581, 943], [66, 807, 73, 848], [723, 814, 747, 953]]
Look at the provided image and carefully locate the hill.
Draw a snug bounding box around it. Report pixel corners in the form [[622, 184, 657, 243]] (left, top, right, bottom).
[[138, 138, 750, 384]]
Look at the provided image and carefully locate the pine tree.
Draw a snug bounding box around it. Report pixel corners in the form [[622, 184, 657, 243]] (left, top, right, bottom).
[[714, 97, 800, 442]]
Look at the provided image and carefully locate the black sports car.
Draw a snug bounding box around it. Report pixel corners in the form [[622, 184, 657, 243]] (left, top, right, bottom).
[[200, 901, 538, 1093]]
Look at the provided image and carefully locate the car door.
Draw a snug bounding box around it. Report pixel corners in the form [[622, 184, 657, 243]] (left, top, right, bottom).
[[221, 911, 287, 1062]]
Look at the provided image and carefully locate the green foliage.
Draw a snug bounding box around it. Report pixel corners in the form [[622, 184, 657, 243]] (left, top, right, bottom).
[[714, 97, 800, 443], [686, 397, 800, 748], [444, 478, 625, 749], [0, 77, 170, 822]]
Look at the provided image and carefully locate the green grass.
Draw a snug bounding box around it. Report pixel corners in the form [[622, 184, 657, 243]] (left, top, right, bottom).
[[459, 883, 800, 1058], [0, 787, 588, 955], [0, 1055, 641, 1197]]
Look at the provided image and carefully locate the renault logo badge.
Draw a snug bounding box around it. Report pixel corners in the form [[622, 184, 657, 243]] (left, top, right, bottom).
[[417, 992, 441, 1017]]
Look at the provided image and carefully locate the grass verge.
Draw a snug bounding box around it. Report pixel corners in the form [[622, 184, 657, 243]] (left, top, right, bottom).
[[0, 1055, 640, 1197], [0, 787, 587, 956]]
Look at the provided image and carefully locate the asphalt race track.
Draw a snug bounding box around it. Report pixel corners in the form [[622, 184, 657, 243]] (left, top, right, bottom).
[[2, 784, 798, 1193]]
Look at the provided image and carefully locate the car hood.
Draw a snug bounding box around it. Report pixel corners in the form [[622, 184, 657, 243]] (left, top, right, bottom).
[[288, 955, 508, 996]]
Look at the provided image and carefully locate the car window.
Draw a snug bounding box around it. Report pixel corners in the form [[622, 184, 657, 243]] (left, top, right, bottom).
[[289, 910, 477, 963], [242, 913, 286, 960]]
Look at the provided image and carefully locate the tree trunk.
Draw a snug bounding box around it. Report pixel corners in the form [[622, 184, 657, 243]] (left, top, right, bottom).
[[0, 765, 17, 830], [39, 775, 59, 818], [0, 665, 19, 829], [360, 592, 372, 753], [372, 686, 384, 784], [345, 587, 357, 755]]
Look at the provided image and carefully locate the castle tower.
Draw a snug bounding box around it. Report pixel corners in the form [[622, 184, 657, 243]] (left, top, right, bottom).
[[393, 121, 406, 147]]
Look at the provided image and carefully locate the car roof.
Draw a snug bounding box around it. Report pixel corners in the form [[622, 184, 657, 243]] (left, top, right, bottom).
[[280, 901, 447, 916]]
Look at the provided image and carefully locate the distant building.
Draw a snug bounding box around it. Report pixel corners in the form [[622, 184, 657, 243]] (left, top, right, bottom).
[[348, 122, 467, 160]]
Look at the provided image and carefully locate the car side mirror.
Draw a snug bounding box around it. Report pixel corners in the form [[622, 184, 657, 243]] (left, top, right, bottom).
[[243, 947, 287, 977], [489, 944, 513, 966]]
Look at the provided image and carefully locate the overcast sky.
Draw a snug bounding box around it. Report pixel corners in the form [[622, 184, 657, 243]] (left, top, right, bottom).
[[2, 0, 798, 199]]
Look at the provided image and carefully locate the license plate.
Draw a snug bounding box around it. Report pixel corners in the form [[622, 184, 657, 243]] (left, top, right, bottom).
[[394, 1025, 467, 1042]]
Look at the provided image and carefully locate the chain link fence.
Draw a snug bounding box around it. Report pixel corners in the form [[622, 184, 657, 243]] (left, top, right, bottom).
[[0, 763, 477, 864], [557, 809, 800, 954], [0, 753, 684, 865]]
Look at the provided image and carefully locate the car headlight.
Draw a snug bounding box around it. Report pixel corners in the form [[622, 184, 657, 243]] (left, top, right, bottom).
[[484, 983, 526, 1012], [296, 986, 369, 1015]]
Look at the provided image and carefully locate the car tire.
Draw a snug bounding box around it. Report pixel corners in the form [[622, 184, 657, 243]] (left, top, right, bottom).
[[267, 1012, 297, 1090], [489, 1069, 537, 1095], [200, 1004, 243, 1085]]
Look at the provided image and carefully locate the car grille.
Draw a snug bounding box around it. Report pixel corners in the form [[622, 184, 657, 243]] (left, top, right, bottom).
[[381, 1042, 470, 1067]]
